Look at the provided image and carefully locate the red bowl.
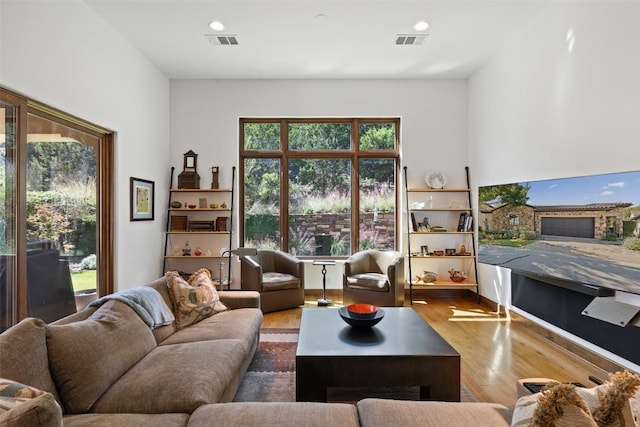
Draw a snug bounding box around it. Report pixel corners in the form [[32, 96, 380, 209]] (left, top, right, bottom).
[[450, 276, 466, 283], [347, 303, 378, 319]]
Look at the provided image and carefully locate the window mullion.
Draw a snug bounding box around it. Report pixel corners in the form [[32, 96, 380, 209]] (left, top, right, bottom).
[[352, 155, 360, 254], [16, 96, 28, 322], [281, 120, 289, 252]]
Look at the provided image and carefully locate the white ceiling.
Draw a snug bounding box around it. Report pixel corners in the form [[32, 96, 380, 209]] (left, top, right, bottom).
[[85, 0, 550, 80]]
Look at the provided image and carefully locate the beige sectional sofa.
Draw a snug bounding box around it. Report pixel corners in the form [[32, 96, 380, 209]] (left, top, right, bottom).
[[187, 399, 512, 427], [0, 277, 264, 425], [3, 275, 636, 426]]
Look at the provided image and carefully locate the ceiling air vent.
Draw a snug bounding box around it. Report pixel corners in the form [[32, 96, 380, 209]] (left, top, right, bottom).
[[395, 34, 427, 45], [205, 34, 239, 46]]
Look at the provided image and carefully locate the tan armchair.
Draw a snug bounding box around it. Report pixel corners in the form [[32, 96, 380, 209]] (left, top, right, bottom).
[[239, 249, 305, 313], [343, 249, 405, 307]]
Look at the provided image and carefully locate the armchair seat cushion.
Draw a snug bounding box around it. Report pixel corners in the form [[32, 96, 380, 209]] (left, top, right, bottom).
[[262, 273, 300, 292], [345, 273, 389, 291]]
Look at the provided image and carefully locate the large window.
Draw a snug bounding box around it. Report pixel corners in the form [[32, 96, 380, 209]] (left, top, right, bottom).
[[240, 118, 399, 256]]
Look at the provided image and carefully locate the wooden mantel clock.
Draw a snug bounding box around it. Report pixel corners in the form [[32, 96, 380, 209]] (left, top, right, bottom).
[[177, 150, 201, 189], [211, 166, 219, 189]]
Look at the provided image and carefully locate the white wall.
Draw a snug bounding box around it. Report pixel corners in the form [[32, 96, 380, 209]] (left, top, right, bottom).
[[468, 1, 640, 371], [170, 79, 468, 288], [0, 0, 171, 289], [469, 1, 640, 190]]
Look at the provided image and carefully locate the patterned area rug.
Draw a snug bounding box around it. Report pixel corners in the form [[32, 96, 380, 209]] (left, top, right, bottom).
[[233, 328, 477, 403]]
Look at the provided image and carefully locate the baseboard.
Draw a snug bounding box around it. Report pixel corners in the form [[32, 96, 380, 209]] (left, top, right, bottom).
[[407, 288, 485, 303], [305, 288, 488, 305], [305, 289, 481, 305], [508, 309, 627, 376], [304, 289, 343, 301]]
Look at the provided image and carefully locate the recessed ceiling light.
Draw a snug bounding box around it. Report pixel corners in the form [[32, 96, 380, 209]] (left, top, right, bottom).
[[209, 21, 225, 31], [315, 13, 327, 21], [414, 21, 430, 31]]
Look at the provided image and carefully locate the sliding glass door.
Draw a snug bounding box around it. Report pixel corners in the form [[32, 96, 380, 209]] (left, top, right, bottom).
[[25, 113, 100, 321], [0, 88, 114, 330]]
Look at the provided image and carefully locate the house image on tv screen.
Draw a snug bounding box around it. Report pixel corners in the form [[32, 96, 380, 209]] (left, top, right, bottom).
[[477, 169, 640, 296], [480, 202, 631, 240]]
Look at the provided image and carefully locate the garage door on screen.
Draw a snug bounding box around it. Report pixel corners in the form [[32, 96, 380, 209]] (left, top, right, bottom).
[[540, 217, 595, 238]]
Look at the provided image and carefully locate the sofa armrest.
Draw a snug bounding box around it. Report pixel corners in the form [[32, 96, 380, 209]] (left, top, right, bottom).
[[219, 290, 261, 310]]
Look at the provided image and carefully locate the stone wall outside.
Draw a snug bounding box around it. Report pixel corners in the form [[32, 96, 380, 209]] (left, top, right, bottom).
[[289, 212, 396, 249], [486, 205, 535, 233]]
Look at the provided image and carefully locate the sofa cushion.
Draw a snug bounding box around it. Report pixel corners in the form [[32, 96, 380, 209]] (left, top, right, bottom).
[[159, 308, 262, 350], [0, 317, 60, 404], [91, 339, 248, 414], [63, 413, 189, 427], [166, 270, 227, 329], [50, 306, 98, 325], [357, 398, 512, 427], [0, 378, 62, 427], [46, 300, 157, 414], [151, 322, 177, 345], [188, 402, 360, 427], [218, 290, 261, 310]]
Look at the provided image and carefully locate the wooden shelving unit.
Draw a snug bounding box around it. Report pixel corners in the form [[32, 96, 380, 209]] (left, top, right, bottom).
[[403, 166, 479, 303], [162, 166, 236, 288]]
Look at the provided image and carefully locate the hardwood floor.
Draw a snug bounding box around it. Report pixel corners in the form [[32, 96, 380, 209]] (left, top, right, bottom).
[[261, 291, 610, 406]]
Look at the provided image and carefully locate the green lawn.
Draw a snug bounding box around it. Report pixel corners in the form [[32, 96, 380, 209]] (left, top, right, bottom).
[[479, 239, 534, 248], [71, 270, 97, 292]]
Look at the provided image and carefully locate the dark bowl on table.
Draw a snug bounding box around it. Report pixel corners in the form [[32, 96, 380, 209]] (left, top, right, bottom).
[[347, 303, 378, 319], [339, 306, 385, 328]]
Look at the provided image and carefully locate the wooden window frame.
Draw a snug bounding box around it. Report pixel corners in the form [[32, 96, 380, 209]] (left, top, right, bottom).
[[239, 117, 400, 256]]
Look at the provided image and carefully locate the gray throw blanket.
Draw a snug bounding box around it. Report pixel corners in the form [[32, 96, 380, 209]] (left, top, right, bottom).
[[89, 286, 175, 329]]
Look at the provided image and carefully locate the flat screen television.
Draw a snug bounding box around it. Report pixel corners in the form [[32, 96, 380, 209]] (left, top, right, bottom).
[[478, 170, 640, 296]]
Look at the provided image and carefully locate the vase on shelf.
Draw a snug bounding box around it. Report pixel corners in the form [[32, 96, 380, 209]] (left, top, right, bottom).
[[182, 241, 191, 256]]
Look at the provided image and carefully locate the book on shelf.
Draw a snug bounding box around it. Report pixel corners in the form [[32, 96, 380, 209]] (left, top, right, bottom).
[[457, 213, 473, 232], [457, 213, 467, 232], [410, 213, 418, 232], [464, 215, 473, 232]]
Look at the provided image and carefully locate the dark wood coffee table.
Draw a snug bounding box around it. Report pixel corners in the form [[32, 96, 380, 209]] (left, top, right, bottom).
[[295, 307, 460, 402]]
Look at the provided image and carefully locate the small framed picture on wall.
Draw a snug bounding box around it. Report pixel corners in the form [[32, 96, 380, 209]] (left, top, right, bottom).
[[130, 177, 155, 221]]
